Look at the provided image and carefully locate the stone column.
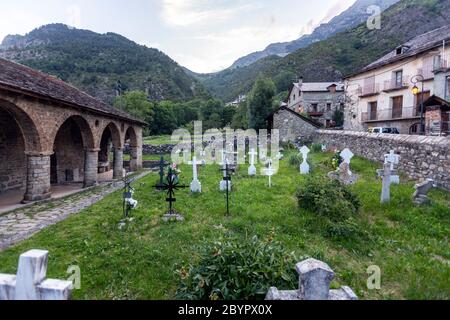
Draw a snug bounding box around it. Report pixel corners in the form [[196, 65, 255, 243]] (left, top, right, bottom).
[[23, 153, 52, 203], [84, 149, 99, 188], [113, 148, 124, 179], [129, 145, 139, 172]]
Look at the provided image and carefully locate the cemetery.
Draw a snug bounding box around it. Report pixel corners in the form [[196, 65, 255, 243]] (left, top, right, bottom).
[[0, 144, 448, 300]]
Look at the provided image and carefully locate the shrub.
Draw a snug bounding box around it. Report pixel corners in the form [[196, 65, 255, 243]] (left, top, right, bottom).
[[296, 177, 360, 221], [175, 234, 299, 300], [288, 153, 302, 167], [311, 143, 323, 153], [331, 151, 343, 170], [280, 141, 296, 151]]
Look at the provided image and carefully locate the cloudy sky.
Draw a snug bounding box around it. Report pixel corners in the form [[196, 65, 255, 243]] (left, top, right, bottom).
[[0, 0, 356, 73]]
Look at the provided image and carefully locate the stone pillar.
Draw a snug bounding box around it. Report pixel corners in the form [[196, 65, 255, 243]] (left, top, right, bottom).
[[23, 153, 51, 203], [129, 145, 142, 172], [113, 148, 124, 179], [84, 149, 99, 188]]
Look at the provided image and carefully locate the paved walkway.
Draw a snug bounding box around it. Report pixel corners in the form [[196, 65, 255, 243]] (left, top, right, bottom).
[[0, 170, 152, 251]]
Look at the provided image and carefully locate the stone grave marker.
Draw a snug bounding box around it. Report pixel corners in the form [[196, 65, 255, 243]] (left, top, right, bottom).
[[413, 179, 437, 206], [0, 250, 73, 300], [340, 148, 354, 175], [265, 258, 357, 301], [377, 163, 392, 204], [299, 146, 310, 175], [264, 159, 276, 188], [248, 148, 257, 176], [188, 156, 202, 193], [384, 150, 400, 184]]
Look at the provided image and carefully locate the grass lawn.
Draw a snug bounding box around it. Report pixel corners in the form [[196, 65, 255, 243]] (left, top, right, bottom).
[[143, 135, 173, 146], [0, 151, 448, 300]]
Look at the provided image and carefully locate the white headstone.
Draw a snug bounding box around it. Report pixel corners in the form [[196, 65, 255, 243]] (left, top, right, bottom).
[[248, 148, 258, 176], [189, 156, 202, 193], [299, 146, 310, 175], [340, 148, 354, 175], [264, 160, 276, 188], [378, 163, 392, 204], [384, 150, 400, 184], [0, 250, 73, 300]]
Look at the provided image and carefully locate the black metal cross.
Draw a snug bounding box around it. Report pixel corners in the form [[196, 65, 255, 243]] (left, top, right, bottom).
[[220, 163, 233, 215], [154, 172, 188, 215], [122, 175, 135, 219], [156, 156, 170, 190]]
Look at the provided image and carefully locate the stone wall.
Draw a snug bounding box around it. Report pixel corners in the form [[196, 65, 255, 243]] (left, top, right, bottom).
[[273, 108, 319, 143], [315, 130, 450, 190], [125, 144, 175, 155]]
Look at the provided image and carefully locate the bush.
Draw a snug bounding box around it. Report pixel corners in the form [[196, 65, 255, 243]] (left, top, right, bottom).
[[296, 177, 360, 221], [311, 143, 323, 153], [331, 151, 343, 170], [175, 234, 299, 300], [288, 153, 302, 167]]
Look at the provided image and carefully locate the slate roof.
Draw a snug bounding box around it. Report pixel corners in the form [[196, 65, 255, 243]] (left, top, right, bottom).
[[266, 106, 322, 128], [354, 25, 450, 76], [300, 82, 345, 92], [0, 58, 145, 125]]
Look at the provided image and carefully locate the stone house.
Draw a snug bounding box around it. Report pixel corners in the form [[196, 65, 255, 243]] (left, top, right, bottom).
[[344, 25, 450, 135], [0, 58, 145, 205], [286, 79, 345, 128], [267, 106, 321, 143]]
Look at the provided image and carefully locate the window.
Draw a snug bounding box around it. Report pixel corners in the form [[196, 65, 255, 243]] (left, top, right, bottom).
[[311, 104, 318, 112], [369, 101, 378, 120], [326, 103, 332, 111], [394, 70, 403, 87], [392, 96, 403, 118], [446, 76, 450, 101]]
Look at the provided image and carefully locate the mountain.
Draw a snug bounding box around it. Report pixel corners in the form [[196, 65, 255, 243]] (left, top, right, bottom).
[[0, 24, 210, 104], [229, 0, 400, 69], [199, 0, 450, 102]]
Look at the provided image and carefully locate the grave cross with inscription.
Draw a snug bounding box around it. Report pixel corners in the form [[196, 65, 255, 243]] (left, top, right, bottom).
[[377, 163, 392, 204], [384, 150, 400, 184], [264, 160, 276, 188], [248, 148, 258, 176], [156, 156, 170, 190], [340, 148, 354, 175], [0, 250, 73, 300], [188, 156, 202, 193], [154, 171, 188, 221]]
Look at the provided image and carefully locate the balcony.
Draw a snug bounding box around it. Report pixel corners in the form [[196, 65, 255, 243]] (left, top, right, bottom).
[[308, 111, 324, 117], [361, 106, 420, 123], [383, 76, 410, 92], [435, 54, 450, 70], [417, 66, 435, 80], [357, 83, 380, 98]]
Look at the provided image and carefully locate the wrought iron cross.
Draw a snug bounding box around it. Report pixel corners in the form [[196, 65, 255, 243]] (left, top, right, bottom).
[[122, 175, 135, 219], [156, 156, 170, 190], [220, 163, 233, 215], [154, 172, 188, 215]]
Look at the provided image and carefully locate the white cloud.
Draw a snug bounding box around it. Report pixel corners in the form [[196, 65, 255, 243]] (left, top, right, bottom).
[[0, 10, 46, 43], [160, 0, 256, 27]]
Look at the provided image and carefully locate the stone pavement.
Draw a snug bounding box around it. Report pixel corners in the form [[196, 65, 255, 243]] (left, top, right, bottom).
[[0, 170, 152, 251]]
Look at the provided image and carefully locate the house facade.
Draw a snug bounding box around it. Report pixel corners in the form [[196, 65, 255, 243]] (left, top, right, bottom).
[[344, 25, 450, 135], [286, 80, 345, 128]]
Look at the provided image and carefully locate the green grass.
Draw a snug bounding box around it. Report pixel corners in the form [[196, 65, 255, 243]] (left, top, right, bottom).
[[0, 152, 448, 300], [143, 135, 173, 146]]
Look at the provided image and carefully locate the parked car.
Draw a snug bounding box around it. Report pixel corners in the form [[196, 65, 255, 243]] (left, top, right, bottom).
[[369, 127, 400, 134]]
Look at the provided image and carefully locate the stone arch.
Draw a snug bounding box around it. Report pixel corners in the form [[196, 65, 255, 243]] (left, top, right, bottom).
[[124, 126, 138, 147], [98, 122, 122, 178], [101, 122, 122, 149], [124, 126, 140, 172], [51, 115, 95, 185], [0, 98, 42, 153]]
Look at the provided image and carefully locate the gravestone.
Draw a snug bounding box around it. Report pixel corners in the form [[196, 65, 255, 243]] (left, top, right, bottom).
[[340, 148, 354, 175], [321, 145, 327, 152], [154, 172, 188, 222], [188, 156, 202, 193], [413, 179, 437, 205], [384, 150, 400, 184], [265, 258, 357, 301], [220, 150, 232, 192], [248, 148, 257, 176], [328, 162, 358, 185], [276, 151, 284, 160], [264, 160, 276, 188], [0, 250, 73, 300], [299, 146, 310, 175], [155, 156, 170, 190], [377, 163, 392, 204]]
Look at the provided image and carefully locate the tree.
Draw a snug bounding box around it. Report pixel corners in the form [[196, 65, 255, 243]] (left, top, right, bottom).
[[231, 101, 248, 130], [274, 70, 295, 93], [149, 101, 178, 135], [247, 76, 276, 130], [332, 109, 344, 127], [222, 105, 237, 128], [114, 90, 153, 135]]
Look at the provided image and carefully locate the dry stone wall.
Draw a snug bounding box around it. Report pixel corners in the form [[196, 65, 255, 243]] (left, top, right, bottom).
[[315, 130, 450, 190]]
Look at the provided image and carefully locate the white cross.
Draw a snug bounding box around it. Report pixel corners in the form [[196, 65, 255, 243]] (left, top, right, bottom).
[[299, 146, 310, 175], [264, 160, 276, 188], [377, 163, 392, 204], [248, 148, 258, 176], [384, 150, 400, 184], [340, 148, 354, 175], [0, 250, 73, 300], [188, 156, 202, 193]]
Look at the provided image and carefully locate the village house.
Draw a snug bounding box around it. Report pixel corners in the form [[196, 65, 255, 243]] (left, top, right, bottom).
[[286, 79, 345, 128], [344, 25, 450, 135], [0, 58, 145, 211]]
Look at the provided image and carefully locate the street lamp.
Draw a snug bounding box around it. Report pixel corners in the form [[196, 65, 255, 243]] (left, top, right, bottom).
[[411, 75, 425, 135]]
